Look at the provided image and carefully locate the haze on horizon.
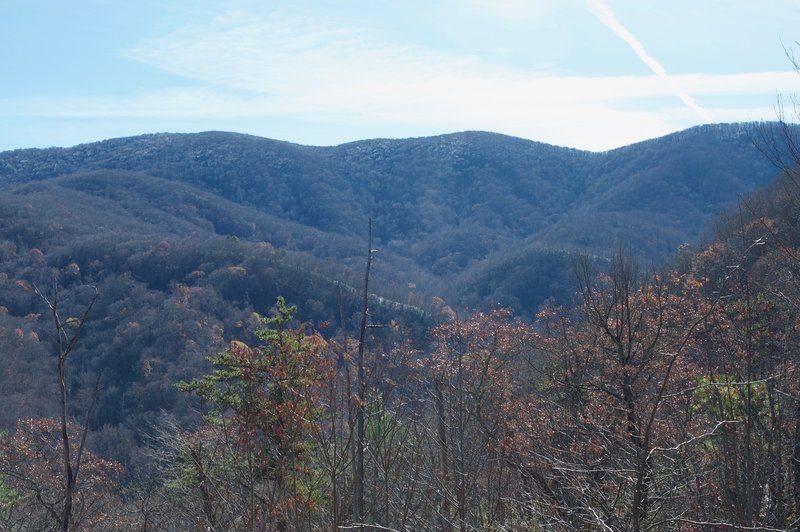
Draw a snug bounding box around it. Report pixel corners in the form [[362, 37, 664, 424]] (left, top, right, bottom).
[[2, 0, 799, 152]]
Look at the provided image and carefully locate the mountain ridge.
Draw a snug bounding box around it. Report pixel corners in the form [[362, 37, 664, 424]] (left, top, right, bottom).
[[0, 122, 791, 313]]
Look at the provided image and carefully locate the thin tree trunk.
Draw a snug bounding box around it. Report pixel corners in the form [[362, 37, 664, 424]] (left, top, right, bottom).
[[36, 284, 98, 532], [59, 353, 73, 532], [794, 400, 800, 517], [189, 448, 218, 532], [435, 379, 450, 531], [353, 218, 373, 529]]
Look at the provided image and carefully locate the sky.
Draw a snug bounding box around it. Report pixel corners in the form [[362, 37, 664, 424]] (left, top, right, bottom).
[[2, 0, 800, 152]]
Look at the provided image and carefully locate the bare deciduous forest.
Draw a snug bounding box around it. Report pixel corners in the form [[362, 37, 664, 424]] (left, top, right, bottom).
[[1, 123, 800, 530]]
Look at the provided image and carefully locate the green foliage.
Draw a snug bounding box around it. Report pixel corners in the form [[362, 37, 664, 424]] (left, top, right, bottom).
[[0, 433, 19, 523], [692, 375, 770, 421], [176, 296, 326, 426], [174, 297, 330, 525]]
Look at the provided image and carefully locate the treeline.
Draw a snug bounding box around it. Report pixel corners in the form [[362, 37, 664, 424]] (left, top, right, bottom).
[[3, 164, 800, 530]]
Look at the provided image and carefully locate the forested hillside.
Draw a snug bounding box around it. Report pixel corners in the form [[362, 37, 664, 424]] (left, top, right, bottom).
[[0, 123, 797, 530], [0, 123, 786, 311]]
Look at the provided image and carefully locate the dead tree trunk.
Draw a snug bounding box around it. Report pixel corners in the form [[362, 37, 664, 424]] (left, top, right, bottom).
[[35, 284, 99, 532], [353, 218, 374, 529]]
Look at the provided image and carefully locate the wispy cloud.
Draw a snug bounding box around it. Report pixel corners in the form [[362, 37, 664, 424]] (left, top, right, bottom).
[[123, 10, 792, 109], [7, 72, 792, 117], [2, 69, 792, 150], [585, 0, 714, 123], [456, 0, 558, 20], [1, 7, 793, 151]]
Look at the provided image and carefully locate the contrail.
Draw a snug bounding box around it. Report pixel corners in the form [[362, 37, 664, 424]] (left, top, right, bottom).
[[585, 0, 713, 123]]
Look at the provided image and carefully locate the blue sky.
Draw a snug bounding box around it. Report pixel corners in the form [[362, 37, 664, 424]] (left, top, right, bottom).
[[2, 0, 800, 152]]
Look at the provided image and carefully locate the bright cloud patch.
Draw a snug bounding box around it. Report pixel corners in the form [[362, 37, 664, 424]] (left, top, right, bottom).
[[1, 4, 796, 151]]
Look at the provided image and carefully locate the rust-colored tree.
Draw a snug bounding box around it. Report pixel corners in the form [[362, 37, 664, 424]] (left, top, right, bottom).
[[0, 417, 123, 531], [513, 254, 718, 530], [176, 296, 331, 531], [418, 308, 529, 531]]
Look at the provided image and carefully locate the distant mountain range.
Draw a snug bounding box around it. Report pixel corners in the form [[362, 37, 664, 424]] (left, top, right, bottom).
[[0, 122, 787, 312]]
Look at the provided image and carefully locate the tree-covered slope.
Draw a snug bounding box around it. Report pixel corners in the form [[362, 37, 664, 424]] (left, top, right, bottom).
[[0, 123, 788, 316], [0, 122, 790, 476], [0, 124, 782, 259]]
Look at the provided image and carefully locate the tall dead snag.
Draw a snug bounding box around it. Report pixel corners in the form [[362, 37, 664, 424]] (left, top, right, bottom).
[[353, 218, 374, 528], [34, 283, 99, 532]]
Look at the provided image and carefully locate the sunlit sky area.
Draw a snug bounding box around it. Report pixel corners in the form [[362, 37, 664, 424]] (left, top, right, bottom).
[[3, 0, 800, 152]]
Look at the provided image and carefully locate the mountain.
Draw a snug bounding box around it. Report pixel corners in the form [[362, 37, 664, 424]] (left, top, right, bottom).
[[0, 123, 789, 453], [0, 123, 786, 309]]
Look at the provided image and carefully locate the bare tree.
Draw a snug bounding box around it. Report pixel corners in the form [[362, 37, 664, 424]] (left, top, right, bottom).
[[34, 283, 100, 532], [352, 218, 375, 528]]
